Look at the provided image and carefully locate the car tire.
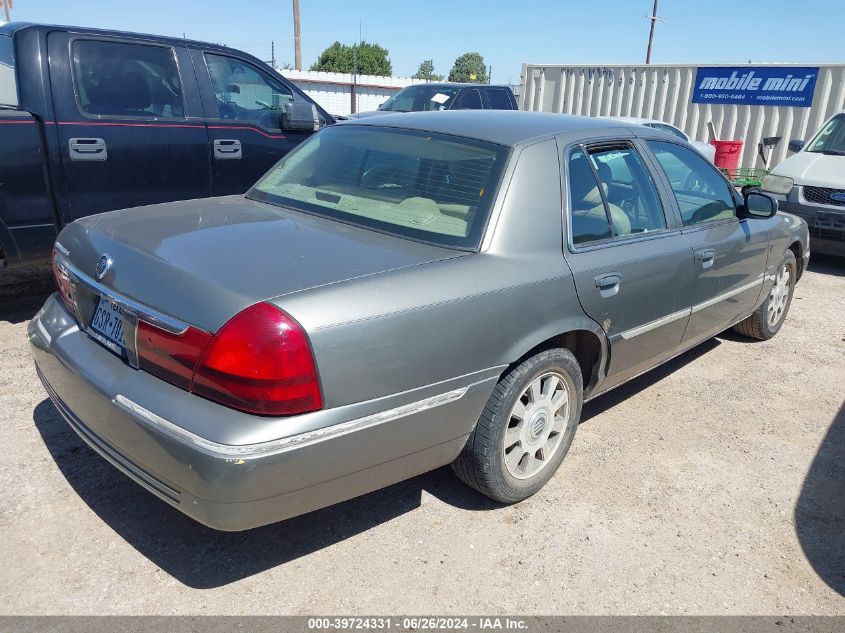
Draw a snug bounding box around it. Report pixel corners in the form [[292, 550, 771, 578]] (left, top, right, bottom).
[[452, 348, 583, 504], [733, 249, 797, 341]]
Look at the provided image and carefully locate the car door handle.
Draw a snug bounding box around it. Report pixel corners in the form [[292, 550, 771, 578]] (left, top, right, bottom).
[[695, 249, 716, 269], [69, 138, 107, 161], [594, 272, 622, 297], [214, 139, 242, 160]]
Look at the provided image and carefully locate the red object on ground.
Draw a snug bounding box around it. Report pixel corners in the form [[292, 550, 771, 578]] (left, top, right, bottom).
[[711, 140, 744, 170]]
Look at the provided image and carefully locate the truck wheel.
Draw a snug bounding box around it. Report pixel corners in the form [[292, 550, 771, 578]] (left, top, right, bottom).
[[733, 249, 796, 341], [452, 348, 582, 503]]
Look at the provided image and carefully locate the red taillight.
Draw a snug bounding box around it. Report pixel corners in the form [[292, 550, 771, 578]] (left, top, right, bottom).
[[52, 247, 78, 314], [137, 322, 212, 391], [189, 303, 323, 416]]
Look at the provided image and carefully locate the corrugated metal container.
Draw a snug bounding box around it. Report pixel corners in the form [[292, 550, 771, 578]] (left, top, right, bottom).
[[520, 63, 845, 169]]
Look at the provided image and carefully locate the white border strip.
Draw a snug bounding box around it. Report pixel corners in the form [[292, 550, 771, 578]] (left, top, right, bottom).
[[113, 387, 468, 461]]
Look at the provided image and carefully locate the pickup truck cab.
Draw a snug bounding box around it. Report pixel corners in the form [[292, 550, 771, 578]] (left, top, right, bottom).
[[0, 22, 332, 269], [765, 111, 845, 256], [343, 83, 517, 119]]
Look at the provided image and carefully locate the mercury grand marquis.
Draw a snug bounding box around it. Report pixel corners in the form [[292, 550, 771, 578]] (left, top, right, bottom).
[[29, 111, 810, 531]]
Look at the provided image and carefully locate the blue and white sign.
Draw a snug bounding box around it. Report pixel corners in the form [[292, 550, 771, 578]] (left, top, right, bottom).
[[692, 66, 818, 107]]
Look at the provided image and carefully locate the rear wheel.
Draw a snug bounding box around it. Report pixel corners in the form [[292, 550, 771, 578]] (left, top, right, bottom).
[[733, 249, 796, 340], [452, 348, 582, 503]]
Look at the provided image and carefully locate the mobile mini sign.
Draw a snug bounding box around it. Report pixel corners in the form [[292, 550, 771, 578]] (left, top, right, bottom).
[[692, 66, 819, 107]]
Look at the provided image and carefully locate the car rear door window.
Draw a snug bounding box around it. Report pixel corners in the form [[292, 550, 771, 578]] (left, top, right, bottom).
[[648, 141, 736, 226], [71, 40, 184, 118], [568, 144, 666, 245], [205, 53, 293, 129], [485, 88, 514, 110], [0, 35, 17, 108], [452, 89, 482, 110]]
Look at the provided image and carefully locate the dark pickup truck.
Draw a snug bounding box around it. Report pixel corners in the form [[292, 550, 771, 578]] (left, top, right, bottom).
[[0, 22, 333, 268]]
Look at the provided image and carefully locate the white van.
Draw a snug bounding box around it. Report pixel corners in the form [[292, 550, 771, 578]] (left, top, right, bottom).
[[763, 111, 845, 256]]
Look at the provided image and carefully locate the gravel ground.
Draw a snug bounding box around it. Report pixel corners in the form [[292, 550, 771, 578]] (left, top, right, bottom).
[[0, 257, 843, 615]]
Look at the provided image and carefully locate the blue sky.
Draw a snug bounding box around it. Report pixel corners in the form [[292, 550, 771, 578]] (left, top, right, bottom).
[[9, 0, 845, 84]]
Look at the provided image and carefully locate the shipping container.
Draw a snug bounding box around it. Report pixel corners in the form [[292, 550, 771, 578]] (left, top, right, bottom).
[[520, 63, 845, 169]]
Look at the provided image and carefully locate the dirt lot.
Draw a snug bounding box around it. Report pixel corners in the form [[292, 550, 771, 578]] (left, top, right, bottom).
[[0, 258, 843, 615]]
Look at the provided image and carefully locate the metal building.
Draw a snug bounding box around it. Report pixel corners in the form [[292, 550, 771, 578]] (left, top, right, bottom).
[[520, 63, 845, 169]]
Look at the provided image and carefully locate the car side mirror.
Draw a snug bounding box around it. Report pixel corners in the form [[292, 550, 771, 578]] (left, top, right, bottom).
[[742, 191, 778, 219], [788, 139, 804, 153], [282, 101, 320, 132]]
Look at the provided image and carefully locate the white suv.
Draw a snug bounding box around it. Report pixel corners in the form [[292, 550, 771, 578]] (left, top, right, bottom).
[[764, 111, 845, 256]]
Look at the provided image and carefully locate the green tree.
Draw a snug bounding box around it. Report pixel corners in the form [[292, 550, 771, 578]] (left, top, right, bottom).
[[310, 41, 392, 76], [448, 52, 488, 83], [412, 59, 444, 82]]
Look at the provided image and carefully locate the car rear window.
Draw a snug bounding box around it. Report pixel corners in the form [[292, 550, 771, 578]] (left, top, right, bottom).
[[248, 125, 509, 249], [0, 35, 17, 108]]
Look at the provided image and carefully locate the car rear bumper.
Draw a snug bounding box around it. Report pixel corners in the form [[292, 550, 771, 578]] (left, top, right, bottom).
[[778, 186, 845, 256], [29, 293, 499, 531]]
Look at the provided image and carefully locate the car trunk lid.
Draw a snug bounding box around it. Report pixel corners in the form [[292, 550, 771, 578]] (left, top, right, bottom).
[[56, 195, 464, 332]]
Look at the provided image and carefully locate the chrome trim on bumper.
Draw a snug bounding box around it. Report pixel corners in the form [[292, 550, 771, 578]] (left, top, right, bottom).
[[113, 386, 469, 460]]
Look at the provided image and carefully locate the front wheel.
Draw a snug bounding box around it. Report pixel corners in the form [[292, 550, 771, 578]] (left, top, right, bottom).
[[452, 348, 583, 503], [733, 249, 796, 340]]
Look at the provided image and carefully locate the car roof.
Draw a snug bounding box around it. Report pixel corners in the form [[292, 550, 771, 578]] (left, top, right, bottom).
[[343, 110, 634, 147], [0, 22, 229, 52]]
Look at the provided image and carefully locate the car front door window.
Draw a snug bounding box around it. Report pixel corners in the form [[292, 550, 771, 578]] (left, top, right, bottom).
[[205, 53, 293, 130], [648, 140, 736, 226]]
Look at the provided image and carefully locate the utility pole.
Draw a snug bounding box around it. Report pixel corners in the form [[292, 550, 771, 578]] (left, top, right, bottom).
[[292, 0, 302, 71], [271, 41, 276, 68], [645, 0, 660, 64], [2, 0, 12, 23]]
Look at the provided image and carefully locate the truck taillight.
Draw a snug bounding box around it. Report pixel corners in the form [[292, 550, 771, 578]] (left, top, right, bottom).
[[137, 322, 212, 391], [189, 303, 323, 416], [51, 247, 78, 314]]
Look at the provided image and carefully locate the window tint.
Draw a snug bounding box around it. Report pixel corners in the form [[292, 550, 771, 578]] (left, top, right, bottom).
[[0, 35, 17, 108], [452, 89, 483, 110], [568, 144, 666, 245], [249, 126, 507, 249], [72, 40, 184, 118], [648, 141, 736, 226], [485, 88, 514, 110], [205, 53, 293, 129]]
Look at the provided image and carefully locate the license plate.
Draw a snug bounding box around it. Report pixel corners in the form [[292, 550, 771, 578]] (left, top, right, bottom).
[[89, 297, 126, 355]]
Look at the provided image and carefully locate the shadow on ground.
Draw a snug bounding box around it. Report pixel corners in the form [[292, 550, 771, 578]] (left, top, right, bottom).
[[807, 253, 845, 278], [0, 262, 54, 324], [32, 398, 501, 589], [32, 335, 728, 588], [795, 401, 845, 596], [581, 338, 720, 423]]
